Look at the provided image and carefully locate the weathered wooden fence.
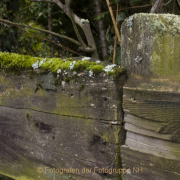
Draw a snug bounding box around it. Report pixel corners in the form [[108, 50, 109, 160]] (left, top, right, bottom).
[[121, 13, 180, 180], [0, 56, 126, 180], [1, 13, 180, 180]]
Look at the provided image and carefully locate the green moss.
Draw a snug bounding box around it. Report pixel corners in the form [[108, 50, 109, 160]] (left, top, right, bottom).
[[73, 60, 90, 72], [113, 67, 126, 81], [64, 77, 71, 83], [151, 33, 180, 75], [0, 52, 126, 78], [78, 84, 85, 91], [54, 79, 62, 86], [91, 65, 104, 74]]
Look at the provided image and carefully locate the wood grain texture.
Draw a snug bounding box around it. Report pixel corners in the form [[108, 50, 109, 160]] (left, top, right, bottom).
[[123, 75, 180, 142], [121, 146, 180, 180], [0, 70, 126, 180], [121, 74, 180, 180], [121, 14, 180, 77]]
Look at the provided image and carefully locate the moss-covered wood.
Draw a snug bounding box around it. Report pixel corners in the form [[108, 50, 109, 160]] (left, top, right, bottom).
[[0, 54, 126, 180], [121, 13, 180, 76], [121, 13, 180, 180]]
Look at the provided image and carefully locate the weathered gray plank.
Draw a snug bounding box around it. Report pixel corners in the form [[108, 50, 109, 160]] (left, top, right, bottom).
[[123, 74, 180, 142], [0, 71, 124, 121], [0, 70, 126, 180], [123, 98, 180, 123], [0, 106, 118, 180], [125, 131, 180, 159], [124, 114, 166, 132], [121, 145, 180, 180]]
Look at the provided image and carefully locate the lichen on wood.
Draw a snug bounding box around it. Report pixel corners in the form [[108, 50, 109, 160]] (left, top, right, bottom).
[[121, 13, 180, 76], [0, 52, 126, 79], [0, 52, 126, 180]]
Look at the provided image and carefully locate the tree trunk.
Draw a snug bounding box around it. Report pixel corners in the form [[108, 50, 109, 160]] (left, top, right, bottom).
[[48, 3, 54, 58], [94, 0, 108, 61]]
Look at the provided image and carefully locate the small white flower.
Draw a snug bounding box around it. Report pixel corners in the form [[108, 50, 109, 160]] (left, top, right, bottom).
[[69, 61, 76, 70], [39, 58, 46, 67], [82, 57, 91, 61], [73, 71, 77, 75], [57, 69, 61, 74], [96, 60, 100, 63], [103, 64, 116, 73], [32, 60, 39, 69], [89, 70, 93, 77]]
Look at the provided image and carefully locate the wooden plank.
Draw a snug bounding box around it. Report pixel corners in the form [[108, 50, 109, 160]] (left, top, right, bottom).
[[125, 132, 180, 160], [0, 70, 126, 180], [0, 106, 121, 180], [121, 145, 180, 180], [0, 71, 125, 121], [124, 123, 175, 142], [124, 114, 166, 132], [123, 74, 180, 143], [124, 113, 180, 142], [123, 98, 180, 123], [123, 74, 180, 95]]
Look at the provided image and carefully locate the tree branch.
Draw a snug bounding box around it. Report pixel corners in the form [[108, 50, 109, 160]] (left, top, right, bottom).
[[150, 0, 165, 13], [28, 0, 99, 58], [106, 0, 121, 46], [164, 0, 173, 6], [65, 0, 87, 48], [0, 18, 81, 46], [177, 0, 180, 7]]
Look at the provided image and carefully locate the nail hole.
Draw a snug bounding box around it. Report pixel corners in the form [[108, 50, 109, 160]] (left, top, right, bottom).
[[35, 122, 52, 133], [104, 97, 107, 101], [52, 136, 55, 140]]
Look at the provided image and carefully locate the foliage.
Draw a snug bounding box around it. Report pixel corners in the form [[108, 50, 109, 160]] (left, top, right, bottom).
[[0, 0, 180, 62]]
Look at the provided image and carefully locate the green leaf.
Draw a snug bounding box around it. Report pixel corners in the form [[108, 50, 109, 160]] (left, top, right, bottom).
[[106, 26, 111, 42]]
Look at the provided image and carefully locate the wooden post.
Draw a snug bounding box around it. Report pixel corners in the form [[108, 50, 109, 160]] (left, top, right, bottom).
[[121, 13, 180, 180]]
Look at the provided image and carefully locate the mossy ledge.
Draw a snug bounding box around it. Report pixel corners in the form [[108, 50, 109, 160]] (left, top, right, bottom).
[[0, 52, 126, 80]]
